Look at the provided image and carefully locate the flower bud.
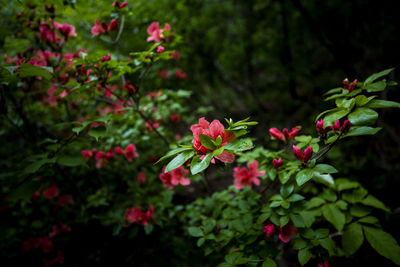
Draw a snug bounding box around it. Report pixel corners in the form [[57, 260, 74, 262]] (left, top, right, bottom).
[[303, 146, 313, 163], [272, 158, 282, 170], [292, 145, 303, 161], [263, 224, 275, 238]]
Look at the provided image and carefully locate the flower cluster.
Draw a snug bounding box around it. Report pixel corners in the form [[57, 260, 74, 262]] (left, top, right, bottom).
[[233, 160, 265, 189], [316, 119, 351, 138], [91, 18, 119, 37], [82, 144, 138, 168], [269, 126, 301, 142], [124, 205, 154, 225], [292, 145, 313, 163], [263, 222, 298, 243], [160, 166, 190, 189]]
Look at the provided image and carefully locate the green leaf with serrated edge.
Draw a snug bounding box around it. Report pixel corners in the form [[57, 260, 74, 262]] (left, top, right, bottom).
[[366, 99, 400, 108], [323, 109, 349, 126], [364, 80, 387, 92], [262, 258, 277, 267], [224, 139, 253, 152], [199, 134, 217, 150], [364, 68, 394, 84], [348, 108, 378, 125], [190, 153, 213, 175], [322, 203, 345, 231], [363, 226, 400, 265], [298, 248, 312, 266], [313, 164, 338, 174], [296, 169, 314, 186], [344, 126, 381, 137], [155, 147, 194, 164], [361, 195, 390, 212], [342, 223, 364, 256], [165, 150, 195, 173], [188, 227, 203, 237], [57, 155, 86, 167]]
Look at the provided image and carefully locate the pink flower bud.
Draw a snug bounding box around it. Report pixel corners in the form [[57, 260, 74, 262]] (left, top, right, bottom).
[[269, 128, 285, 141], [292, 145, 303, 161], [156, 46, 165, 53], [100, 54, 111, 62], [263, 224, 275, 238], [272, 158, 282, 170], [108, 19, 119, 31], [316, 119, 325, 134], [303, 146, 313, 163], [341, 119, 351, 133], [114, 147, 125, 155]]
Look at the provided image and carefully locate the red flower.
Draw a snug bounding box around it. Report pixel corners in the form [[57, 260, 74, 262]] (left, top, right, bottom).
[[293, 145, 313, 163], [170, 51, 180, 60], [112, 1, 127, 9], [190, 117, 236, 163], [331, 119, 351, 134], [108, 19, 119, 31], [157, 69, 169, 79], [269, 126, 300, 142], [157, 45, 165, 53], [40, 22, 60, 43], [233, 160, 265, 189], [175, 68, 187, 79], [159, 166, 190, 190], [318, 262, 329, 267], [53, 21, 77, 38], [42, 184, 59, 200], [100, 54, 111, 62], [278, 222, 298, 243], [81, 150, 93, 161], [272, 158, 282, 170], [124, 205, 154, 225], [343, 78, 357, 92], [57, 194, 74, 207], [146, 22, 171, 42], [263, 224, 275, 238], [125, 144, 139, 162], [316, 119, 331, 135], [91, 19, 107, 37], [114, 147, 125, 155], [137, 171, 146, 185]]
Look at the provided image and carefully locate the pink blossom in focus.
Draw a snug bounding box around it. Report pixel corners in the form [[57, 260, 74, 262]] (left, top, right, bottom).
[[159, 166, 190, 190], [146, 22, 171, 42], [233, 160, 265, 189]]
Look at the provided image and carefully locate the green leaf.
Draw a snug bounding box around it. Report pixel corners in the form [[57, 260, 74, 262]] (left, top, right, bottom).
[[364, 80, 387, 92], [364, 68, 394, 84], [290, 214, 305, 228], [287, 194, 305, 202], [224, 139, 253, 152], [324, 87, 343, 95], [363, 226, 400, 265], [280, 184, 294, 198], [17, 63, 53, 80], [345, 126, 381, 137], [355, 95, 372, 107], [298, 248, 312, 266], [358, 216, 379, 225], [190, 153, 213, 175], [323, 109, 349, 126], [313, 164, 338, 174], [165, 150, 195, 173], [342, 188, 368, 203], [188, 227, 203, 237], [225, 252, 248, 265], [348, 108, 378, 125], [296, 169, 314, 186], [320, 238, 336, 256], [25, 158, 56, 174], [307, 197, 326, 209], [155, 147, 194, 164], [197, 238, 205, 247], [215, 136, 222, 146], [7, 180, 41, 201], [336, 178, 360, 191], [199, 134, 217, 150], [262, 258, 277, 267], [213, 146, 225, 156], [322, 203, 345, 231], [204, 219, 216, 234], [366, 99, 400, 108], [342, 223, 364, 256], [57, 155, 86, 167], [88, 126, 107, 141], [361, 195, 390, 212]]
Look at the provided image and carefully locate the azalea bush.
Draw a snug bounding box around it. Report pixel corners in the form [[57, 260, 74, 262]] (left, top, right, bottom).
[[1, 1, 400, 266]]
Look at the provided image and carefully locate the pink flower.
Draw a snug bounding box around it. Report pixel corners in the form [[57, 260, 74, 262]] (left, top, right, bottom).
[[91, 19, 107, 37], [100, 54, 111, 62], [343, 78, 357, 92], [112, 1, 127, 8], [292, 145, 313, 163], [263, 224, 275, 238], [82, 150, 93, 162], [269, 126, 300, 142], [170, 51, 180, 60], [272, 158, 282, 170], [146, 121, 160, 132], [114, 147, 125, 155], [123, 80, 137, 94], [125, 144, 139, 162], [331, 119, 351, 134], [190, 117, 236, 163], [53, 21, 77, 38], [175, 68, 187, 79], [159, 166, 190, 189], [156, 45, 165, 53], [146, 22, 171, 42], [40, 22, 60, 43], [137, 171, 146, 185], [318, 262, 329, 267], [38, 236, 54, 253], [278, 222, 298, 243], [42, 184, 59, 200], [233, 160, 265, 189], [108, 19, 119, 31], [124, 205, 154, 225], [157, 69, 169, 79], [316, 119, 331, 135], [170, 114, 180, 123]]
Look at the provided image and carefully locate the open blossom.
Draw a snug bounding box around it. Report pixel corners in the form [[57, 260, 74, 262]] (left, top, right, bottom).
[[146, 22, 171, 42], [124, 205, 154, 225], [160, 166, 190, 189], [191, 117, 236, 163], [233, 160, 265, 190], [343, 78, 357, 92], [91, 19, 107, 37], [269, 126, 301, 142], [293, 145, 313, 163], [125, 144, 139, 162], [53, 21, 77, 38], [263, 224, 275, 238], [272, 158, 282, 170], [279, 221, 298, 243]]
